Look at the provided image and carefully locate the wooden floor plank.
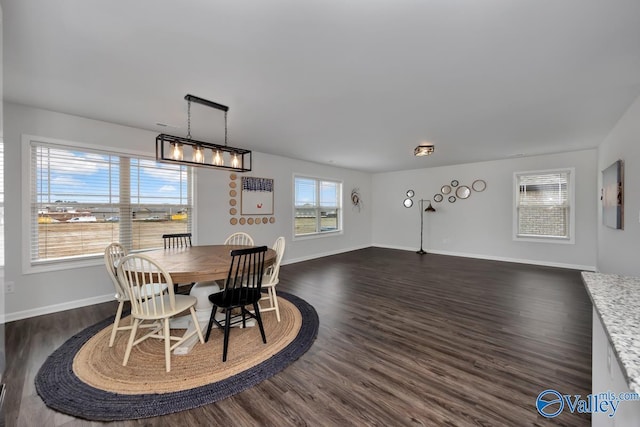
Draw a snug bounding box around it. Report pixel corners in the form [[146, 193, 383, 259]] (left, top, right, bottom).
[[4, 248, 592, 426]]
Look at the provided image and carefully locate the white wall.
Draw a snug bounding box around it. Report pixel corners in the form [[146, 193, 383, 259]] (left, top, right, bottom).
[[597, 94, 640, 275], [2, 102, 372, 321], [195, 151, 372, 263], [372, 150, 598, 270]]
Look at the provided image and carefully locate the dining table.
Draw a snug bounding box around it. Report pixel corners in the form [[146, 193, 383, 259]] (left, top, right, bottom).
[[141, 244, 277, 354], [142, 244, 277, 285]]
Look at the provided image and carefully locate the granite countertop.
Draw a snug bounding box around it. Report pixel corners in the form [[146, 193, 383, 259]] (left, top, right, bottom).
[[582, 271, 640, 394]]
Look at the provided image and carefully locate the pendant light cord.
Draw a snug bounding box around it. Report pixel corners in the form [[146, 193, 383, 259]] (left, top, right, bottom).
[[187, 99, 192, 140]]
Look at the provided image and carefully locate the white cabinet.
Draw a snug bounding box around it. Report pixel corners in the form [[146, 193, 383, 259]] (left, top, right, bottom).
[[592, 307, 640, 426]]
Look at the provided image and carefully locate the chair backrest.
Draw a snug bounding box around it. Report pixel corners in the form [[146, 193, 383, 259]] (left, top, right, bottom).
[[104, 242, 128, 301], [224, 232, 254, 246], [162, 233, 192, 249], [117, 254, 176, 317], [220, 246, 268, 306], [264, 236, 285, 284]]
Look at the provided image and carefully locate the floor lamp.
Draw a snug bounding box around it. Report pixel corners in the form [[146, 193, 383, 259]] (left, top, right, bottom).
[[417, 199, 436, 254]]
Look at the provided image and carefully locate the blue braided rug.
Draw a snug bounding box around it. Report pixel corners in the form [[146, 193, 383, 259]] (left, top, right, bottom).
[[35, 291, 318, 421]]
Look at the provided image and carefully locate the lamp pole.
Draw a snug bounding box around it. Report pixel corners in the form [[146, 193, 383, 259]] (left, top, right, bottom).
[[417, 199, 436, 255], [417, 199, 426, 254]]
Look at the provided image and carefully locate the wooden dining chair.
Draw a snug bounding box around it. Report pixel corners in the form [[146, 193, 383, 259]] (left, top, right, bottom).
[[118, 254, 204, 372], [104, 243, 168, 347], [205, 246, 268, 362], [223, 232, 254, 246], [259, 236, 286, 322], [162, 232, 194, 293], [162, 232, 192, 249]]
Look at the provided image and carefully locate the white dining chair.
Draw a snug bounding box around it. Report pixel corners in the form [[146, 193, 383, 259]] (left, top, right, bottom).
[[118, 254, 204, 372], [224, 232, 254, 246], [259, 236, 285, 322], [104, 243, 169, 347]]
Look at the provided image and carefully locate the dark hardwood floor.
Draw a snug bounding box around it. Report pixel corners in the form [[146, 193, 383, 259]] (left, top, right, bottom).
[[4, 248, 592, 426]]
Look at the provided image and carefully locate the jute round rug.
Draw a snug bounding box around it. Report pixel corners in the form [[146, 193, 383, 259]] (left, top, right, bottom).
[[35, 291, 318, 421]]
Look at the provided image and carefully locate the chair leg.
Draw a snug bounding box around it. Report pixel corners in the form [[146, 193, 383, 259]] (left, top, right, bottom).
[[222, 309, 232, 362], [205, 305, 218, 342], [164, 318, 171, 372], [109, 300, 125, 347], [242, 306, 247, 328], [271, 287, 281, 322], [122, 318, 139, 366], [253, 302, 267, 344], [190, 307, 205, 343]]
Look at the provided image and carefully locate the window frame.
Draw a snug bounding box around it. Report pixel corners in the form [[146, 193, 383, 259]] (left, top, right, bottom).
[[21, 135, 197, 274], [513, 167, 575, 244], [292, 174, 343, 240]]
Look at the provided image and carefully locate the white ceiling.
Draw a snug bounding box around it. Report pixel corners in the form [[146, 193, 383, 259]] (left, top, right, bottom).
[[3, 0, 640, 173]]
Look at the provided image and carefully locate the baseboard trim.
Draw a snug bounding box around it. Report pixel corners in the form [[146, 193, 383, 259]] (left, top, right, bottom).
[[1, 293, 114, 324], [371, 244, 596, 271]]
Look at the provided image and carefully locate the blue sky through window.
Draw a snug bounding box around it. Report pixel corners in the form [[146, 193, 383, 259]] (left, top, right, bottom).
[[36, 148, 188, 205], [295, 177, 340, 208]]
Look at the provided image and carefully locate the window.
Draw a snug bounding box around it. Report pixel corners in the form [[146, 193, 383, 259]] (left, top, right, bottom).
[[294, 176, 342, 237], [514, 168, 574, 242], [28, 139, 193, 265]]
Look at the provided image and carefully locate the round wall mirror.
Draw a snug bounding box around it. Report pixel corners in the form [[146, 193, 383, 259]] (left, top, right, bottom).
[[451, 180, 459, 187], [433, 194, 443, 202], [441, 185, 451, 195], [448, 195, 456, 203], [456, 185, 471, 199], [406, 190, 415, 197], [472, 179, 487, 192], [403, 198, 413, 208]]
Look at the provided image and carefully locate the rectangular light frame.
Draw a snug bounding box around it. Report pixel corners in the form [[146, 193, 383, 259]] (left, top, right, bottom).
[[156, 134, 252, 172]]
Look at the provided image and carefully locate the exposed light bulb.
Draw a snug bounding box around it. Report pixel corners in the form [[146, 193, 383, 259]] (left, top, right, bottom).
[[193, 146, 204, 163], [171, 143, 184, 161], [231, 152, 240, 168], [213, 150, 223, 166]]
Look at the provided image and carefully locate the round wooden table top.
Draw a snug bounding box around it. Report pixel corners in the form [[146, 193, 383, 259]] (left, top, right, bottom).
[[142, 245, 277, 284]]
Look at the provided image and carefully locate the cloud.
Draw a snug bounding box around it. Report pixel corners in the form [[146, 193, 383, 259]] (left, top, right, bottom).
[[159, 185, 177, 193], [39, 148, 111, 175], [51, 175, 86, 187]]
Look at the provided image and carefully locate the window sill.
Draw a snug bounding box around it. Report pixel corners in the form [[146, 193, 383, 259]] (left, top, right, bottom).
[[24, 255, 104, 275], [293, 230, 343, 241], [514, 235, 574, 245]]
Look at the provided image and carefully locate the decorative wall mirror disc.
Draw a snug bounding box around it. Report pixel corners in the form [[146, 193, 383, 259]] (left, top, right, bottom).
[[456, 185, 471, 199], [472, 179, 487, 192], [403, 198, 413, 208], [433, 194, 443, 203], [448, 195, 456, 203], [441, 185, 451, 195], [451, 180, 459, 187], [406, 190, 415, 197]]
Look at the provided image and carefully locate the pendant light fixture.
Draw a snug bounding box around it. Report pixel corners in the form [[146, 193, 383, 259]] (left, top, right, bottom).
[[156, 94, 252, 172]]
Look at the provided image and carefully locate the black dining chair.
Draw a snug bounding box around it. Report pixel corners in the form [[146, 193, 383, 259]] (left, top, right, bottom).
[[162, 232, 192, 249], [205, 245, 268, 362], [162, 232, 193, 293]]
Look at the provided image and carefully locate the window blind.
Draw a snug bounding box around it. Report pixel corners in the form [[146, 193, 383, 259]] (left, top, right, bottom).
[[516, 171, 570, 238], [30, 141, 192, 263]]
